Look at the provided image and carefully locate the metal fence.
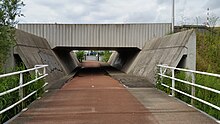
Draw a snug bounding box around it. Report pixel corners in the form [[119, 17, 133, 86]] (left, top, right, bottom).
[[157, 64, 220, 111], [0, 65, 48, 115]]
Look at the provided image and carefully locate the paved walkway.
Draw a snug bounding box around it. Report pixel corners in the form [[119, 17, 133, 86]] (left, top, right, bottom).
[[11, 61, 218, 124], [11, 62, 158, 124]]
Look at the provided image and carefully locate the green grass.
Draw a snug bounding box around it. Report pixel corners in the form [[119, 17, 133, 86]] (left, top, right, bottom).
[[196, 28, 220, 74], [194, 74, 220, 119]]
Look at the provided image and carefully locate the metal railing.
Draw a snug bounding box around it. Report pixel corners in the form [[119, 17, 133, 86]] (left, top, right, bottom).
[[0, 65, 48, 115], [157, 64, 220, 111]]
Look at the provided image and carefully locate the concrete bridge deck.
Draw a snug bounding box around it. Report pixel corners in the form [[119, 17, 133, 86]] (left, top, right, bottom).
[[10, 62, 217, 124]]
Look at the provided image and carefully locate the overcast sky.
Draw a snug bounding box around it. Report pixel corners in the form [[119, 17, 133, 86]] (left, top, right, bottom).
[[18, 0, 220, 26]]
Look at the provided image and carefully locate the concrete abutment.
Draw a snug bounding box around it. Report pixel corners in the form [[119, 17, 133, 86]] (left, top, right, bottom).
[[13, 28, 196, 88]]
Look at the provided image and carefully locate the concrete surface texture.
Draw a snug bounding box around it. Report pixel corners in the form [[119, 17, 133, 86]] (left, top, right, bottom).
[[110, 30, 196, 83], [53, 48, 79, 74], [15, 30, 79, 87], [128, 88, 217, 124], [17, 23, 171, 49]]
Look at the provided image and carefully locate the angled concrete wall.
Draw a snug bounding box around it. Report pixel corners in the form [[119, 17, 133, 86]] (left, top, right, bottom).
[[15, 30, 79, 87], [53, 48, 80, 74], [108, 49, 140, 72], [110, 30, 196, 83]]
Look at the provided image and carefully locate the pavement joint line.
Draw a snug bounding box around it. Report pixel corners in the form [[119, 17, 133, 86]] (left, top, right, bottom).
[[19, 111, 155, 116], [19, 110, 201, 117], [60, 88, 127, 90], [127, 88, 155, 90]]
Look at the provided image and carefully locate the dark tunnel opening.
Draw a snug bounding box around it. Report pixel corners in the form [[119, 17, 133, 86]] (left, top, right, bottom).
[[52, 47, 141, 74]]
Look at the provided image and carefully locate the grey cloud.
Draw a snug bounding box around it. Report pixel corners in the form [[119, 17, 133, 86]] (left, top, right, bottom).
[[204, 0, 220, 10], [156, 0, 170, 5], [126, 10, 157, 22], [18, 0, 220, 26]]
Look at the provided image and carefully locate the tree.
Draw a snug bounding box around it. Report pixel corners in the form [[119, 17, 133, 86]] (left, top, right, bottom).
[[0, 0, 25, 26], [0, 0, 24, 67], [75, 51, 85, 62], [207, 15, 219, 30], [102, 51, 112, 62]]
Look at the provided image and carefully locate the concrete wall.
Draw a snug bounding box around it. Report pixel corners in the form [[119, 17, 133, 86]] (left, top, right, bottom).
[[18, 23, 171, 49], [110, 30, 196, 83], [108, 49, 140, 72], [15, 30, 79, 87], [53, 48, 79, 74]]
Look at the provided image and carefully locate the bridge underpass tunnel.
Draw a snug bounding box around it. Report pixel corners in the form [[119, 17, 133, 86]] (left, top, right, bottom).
[[53, 47, 141, 74]]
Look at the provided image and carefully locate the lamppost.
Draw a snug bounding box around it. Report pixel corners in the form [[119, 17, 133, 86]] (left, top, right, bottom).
[[172, 0, 175, 33]]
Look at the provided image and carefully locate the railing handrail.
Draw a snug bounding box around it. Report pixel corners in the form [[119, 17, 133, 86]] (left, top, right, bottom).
[[157, 64, 220, 112], [0, 65, 48, 78], [158, 64, 220, 78], [0, 64, 48, 116], [0, 74, 48, 97], [158, 73, 220, 94]]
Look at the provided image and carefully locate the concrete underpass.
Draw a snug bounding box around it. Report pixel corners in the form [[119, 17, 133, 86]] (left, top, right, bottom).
[[14, 24, 197, 87], [6, 24, 218, 123]]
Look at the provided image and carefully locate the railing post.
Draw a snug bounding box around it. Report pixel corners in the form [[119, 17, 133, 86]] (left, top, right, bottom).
[[43, 66, 47, 92], [35, 65, 38, 79], [43, 66, 46, 75], [171, 69, 175, 96], [191, 73, 195, 105], [158, 66, 164, 84], [19, 73, 24, 109], [159, 66, 162, 79]]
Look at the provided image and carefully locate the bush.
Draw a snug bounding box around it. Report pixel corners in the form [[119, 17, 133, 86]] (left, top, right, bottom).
[[75, 51, 85, 62], [102, 51, 112, 62]]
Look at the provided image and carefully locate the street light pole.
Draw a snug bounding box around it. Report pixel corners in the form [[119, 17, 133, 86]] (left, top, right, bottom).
[[172, 0, 175, 33]]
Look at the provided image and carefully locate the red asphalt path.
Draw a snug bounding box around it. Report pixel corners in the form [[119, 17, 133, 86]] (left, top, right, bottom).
[[11, 61, 158, 124]]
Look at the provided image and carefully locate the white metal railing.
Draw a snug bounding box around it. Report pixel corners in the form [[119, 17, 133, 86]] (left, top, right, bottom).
[[0, 65, 48, 115], [157, 64, 220, 111]]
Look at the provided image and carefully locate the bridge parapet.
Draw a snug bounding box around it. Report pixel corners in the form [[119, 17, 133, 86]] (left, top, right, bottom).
[[17, 23, 171, 49]]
